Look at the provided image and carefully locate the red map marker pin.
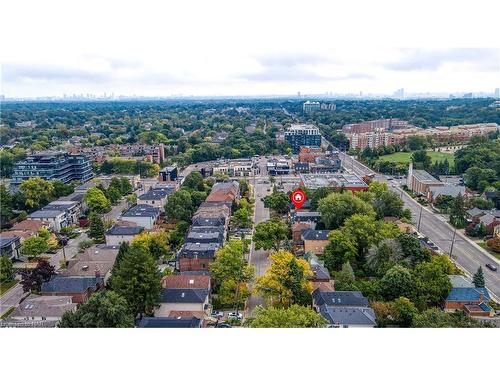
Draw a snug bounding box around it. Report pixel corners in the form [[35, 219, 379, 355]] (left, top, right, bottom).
[[291, 189, 307, 210]]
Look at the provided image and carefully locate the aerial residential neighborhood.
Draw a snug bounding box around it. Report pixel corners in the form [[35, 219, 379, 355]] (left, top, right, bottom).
[[1, 94, 499, 331]]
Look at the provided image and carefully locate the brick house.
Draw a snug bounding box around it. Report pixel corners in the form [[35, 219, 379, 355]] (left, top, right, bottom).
[[41, 276, 104, 304], [302, 229, 330, 255], [444, 287, 493, 317]]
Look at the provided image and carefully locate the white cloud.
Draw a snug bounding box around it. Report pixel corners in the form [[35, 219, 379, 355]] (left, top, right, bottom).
[[1, 0, 499, 97]]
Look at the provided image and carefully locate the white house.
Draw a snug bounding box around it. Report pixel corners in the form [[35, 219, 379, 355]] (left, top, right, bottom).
[[28, 209, 67, 232], [121, 204, 160, 230], [105, 225, 144, 246]]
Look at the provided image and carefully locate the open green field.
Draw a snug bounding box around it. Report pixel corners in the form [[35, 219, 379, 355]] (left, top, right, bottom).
[[379, 151, 455, 167]]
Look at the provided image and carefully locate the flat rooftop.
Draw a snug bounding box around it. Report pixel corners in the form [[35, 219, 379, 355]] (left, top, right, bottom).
[[300, 173, 368, 190]]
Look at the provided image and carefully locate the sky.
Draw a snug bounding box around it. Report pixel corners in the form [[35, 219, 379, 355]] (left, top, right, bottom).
[[1, 0, 499, 98]]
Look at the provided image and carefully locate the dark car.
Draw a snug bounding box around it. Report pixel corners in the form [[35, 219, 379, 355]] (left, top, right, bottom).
[[485, 263, 498, 272], [215, 323, 232, 328]]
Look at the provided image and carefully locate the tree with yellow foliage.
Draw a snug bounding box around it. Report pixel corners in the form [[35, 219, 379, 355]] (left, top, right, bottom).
[[131, 231, 170, 260], [255, 251, 313, 307]]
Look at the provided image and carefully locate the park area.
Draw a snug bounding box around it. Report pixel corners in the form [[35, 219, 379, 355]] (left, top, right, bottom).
[[379, 150, 455, 167]]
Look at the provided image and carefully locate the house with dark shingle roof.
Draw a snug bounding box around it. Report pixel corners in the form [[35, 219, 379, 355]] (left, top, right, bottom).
[[301, 229, 330, 255], [156, 288, 210, 318], [41, 276, 104, 304], [312, 289, 376, 327], [136, 316, 201, 328], [105, 224, 144, 246], [444, 287, 493, 317]]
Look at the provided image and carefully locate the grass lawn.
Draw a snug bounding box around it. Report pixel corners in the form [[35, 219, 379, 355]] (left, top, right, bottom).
[[478, 242, 500, 260], [0, 307, 15, 320], [0, 280, 19, 296], [379, 151, 455, 167]]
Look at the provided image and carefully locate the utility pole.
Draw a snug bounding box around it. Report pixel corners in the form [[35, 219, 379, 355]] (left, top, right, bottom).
[[417, 205, 423, 231], [449, 228, 457, 258]]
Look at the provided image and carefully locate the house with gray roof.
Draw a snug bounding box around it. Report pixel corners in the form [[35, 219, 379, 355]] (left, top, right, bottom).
[[121, 204, 160, 229], [41, 276, 104, 304], [0, 235, 21, 259], [105, 224, 144, 246], [155, 288, 210, 318], [136, 316, 201, 328], [137, 186, 173, 211], [10, 295, 76, 324], [28, 209, 67, 232], [312, 290, 376, 327], [427, 185, 467, 202]]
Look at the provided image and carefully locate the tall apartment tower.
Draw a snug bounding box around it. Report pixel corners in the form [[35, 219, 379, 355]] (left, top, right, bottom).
[[285, 124, 322, 154]]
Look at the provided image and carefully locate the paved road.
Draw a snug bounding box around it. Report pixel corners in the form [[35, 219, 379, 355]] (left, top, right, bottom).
[[1, 197, 129, 317], [338, 151, 500, 301], [246, 179, 272, 313]]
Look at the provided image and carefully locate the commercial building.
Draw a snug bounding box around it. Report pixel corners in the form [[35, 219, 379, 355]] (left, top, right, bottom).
[[285, 124, 322, 153], [300, 173, 368, 191], [211, 158, 256, 177], [267, 157, 291, 175], [406, 163, 444, 195], [11, 152, 93, 187], [298, 146, 325, 163]]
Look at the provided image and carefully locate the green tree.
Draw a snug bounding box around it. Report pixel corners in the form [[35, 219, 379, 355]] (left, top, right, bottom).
[[411, 150, 431, 170], [84, 187, 111, 213], [323, 230, 357, 271], [379, 265, 413, 301], [412, 308, 494, 328], [333, 261, 356, 290], [88, 212, 105, 243], [412, 257, 452, 308], [397, 233, 431, 267], [19, 177, 54, 210], [111, 244, 162, 316], [51, 180, 74, 198], [0, 255, 14, 282], [473, 266, 485, 288], [263, 192, 290, 214], [253, 219, 289, 252], [0, 184, 14, 224], [392, 296, 418, 327], [246, 305, 327, 328], [165, 189, 194, 222], [183, 171, 206, 191], [106, 186, 122, 204], [318, 192, 375, 229], [21, 235, 49, 258], [58, 291, 134, 328], [255, 251, 312, 307], [449, 194, 467, 228], [131, 231, 170, 260], [210, 240, 254, 287], [372, 190, 405, 219]]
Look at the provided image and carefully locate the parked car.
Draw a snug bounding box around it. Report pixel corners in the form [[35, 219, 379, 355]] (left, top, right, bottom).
[[228, 312, 243, 320], [211, 310, 224, 318], [215, 323, 232, 328], [485, 263, 498, 272]]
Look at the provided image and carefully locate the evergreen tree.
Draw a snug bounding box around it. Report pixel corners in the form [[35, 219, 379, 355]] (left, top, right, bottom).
[[88, 212, 105, 243], [111, 244, 162, 316], [473, 266, 485, 288], [59, 291, 134, 328]]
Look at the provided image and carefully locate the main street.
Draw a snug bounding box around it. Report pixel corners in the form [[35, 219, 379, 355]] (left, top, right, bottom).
[[246, 176, 272, 313], [338, 151, 500, 301]]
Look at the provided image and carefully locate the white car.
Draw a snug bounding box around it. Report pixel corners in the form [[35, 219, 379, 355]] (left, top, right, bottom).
[[228, 312, 243, 320]]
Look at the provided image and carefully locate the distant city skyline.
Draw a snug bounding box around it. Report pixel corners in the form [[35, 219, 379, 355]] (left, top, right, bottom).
[[1, 1, 499, 98]]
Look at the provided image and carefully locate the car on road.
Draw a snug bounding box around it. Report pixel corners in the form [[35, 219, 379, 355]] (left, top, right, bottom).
[[228, 312, 243, 320], [211, 310, 224, 318], [486, 263, 498, 272]]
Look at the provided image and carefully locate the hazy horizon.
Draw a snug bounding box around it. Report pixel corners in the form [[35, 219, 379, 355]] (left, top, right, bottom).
[[1, 0, 499, 98]]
